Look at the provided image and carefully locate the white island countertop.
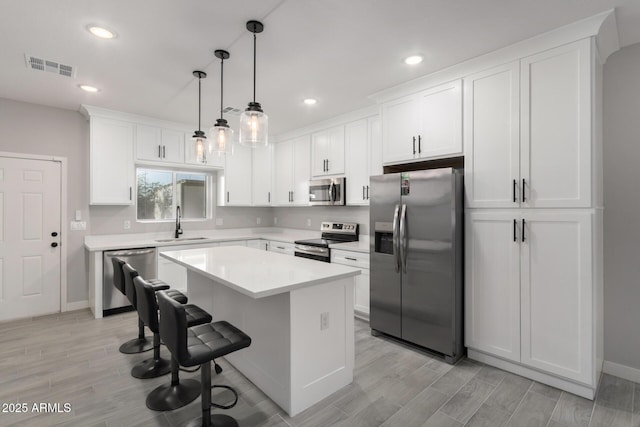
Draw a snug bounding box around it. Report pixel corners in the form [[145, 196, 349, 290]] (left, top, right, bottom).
[[161, 246, 361, 298]]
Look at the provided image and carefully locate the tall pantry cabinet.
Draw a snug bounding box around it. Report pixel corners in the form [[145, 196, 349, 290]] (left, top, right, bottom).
[[464, 37, 605, 398]]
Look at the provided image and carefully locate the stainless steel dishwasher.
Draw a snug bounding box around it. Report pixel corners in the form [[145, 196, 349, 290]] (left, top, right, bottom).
[[103, 247, 157, 316]]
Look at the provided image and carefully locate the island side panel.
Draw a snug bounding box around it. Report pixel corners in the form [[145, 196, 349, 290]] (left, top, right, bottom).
[[89, 250, 103, 319], [186, 270, 293, 413], [289, 277, 355, 416]]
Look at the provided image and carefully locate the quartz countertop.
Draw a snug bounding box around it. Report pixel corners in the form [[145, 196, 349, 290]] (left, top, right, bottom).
[[84, 227, 370, 254], [160, 246, 361, 298]]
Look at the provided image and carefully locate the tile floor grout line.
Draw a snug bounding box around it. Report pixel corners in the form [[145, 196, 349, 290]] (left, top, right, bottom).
[[502, 379, 534, 427], [544, 390, 563, 427]]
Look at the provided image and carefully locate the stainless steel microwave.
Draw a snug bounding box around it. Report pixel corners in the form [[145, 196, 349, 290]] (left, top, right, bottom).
[[308, 177, 346, 206]]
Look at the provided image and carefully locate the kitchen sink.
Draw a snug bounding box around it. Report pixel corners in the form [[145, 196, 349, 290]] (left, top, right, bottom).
[[155, 237, 209, 243]]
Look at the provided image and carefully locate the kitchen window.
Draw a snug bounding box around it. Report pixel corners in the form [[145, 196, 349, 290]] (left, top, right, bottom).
[[136, 168, 211, 221]]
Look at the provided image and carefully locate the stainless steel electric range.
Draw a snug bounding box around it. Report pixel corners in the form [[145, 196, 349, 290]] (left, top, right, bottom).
[[294, 222, 359, 263]]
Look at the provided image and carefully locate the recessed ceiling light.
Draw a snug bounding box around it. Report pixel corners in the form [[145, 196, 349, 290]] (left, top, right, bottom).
[[79, 84, 99, 93], [303, 98, 317, 105], [404, 55, 423, 65], [87, 25, 116, 39]]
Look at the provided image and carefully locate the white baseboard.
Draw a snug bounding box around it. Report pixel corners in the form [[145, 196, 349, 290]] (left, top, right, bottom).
[[603, 360, 640, 383], [64, 300, 89, 312]]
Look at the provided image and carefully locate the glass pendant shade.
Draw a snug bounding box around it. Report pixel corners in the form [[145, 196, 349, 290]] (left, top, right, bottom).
[[208, 119, 234, 156], [193, 130, 206, 163], [239, 103, 268, 148]]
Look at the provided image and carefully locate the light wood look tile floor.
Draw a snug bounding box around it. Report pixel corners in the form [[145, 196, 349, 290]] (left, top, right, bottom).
[[0, 309, 636, 427]]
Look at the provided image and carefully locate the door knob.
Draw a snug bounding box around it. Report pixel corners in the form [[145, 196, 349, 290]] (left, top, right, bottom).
[[51, 242, 58, 248], [51, 232, 58, 237]]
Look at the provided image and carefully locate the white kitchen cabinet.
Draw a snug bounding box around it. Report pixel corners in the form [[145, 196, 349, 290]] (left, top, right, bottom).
[[136, 124, 185, 163], [252, 144, 272, 206], [466, 210, 594, 385], [217, 143, 252, 206], [345, 116, 381, 205], [273, 136, 310, 206], [247, 239, 269, 250], [89, 116, 135, 205], [184, 136, 225, 168], [311, 125, 345, 177], [331, 249, 370, 317], [268, 241, 295, 256], [464, 62, 520, 208], [382, 79, 462, 165]]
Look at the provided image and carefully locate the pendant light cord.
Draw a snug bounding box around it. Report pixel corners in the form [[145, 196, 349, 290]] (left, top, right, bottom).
[[253, 32, 257, 103], [220, 57, 224, 120], [198, 76, 202, 132]]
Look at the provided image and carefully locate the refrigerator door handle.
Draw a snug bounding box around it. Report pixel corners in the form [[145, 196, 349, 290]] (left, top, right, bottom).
[[392, 204, 401, 273], [400, 204, 408, 273]]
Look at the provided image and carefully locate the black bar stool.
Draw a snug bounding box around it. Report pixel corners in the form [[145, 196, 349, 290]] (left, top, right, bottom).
[[112, 257, 154, 354], [156, 291, 251, 427]]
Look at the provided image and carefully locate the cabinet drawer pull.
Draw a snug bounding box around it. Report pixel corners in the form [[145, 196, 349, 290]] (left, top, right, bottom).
[[513, 219, 517, 242], [522, 218, 526, 242], [522, 178, 526, 202], [345, 257, 358, 261], [418, 135, 421, 153], [412, 136, 416, 155]]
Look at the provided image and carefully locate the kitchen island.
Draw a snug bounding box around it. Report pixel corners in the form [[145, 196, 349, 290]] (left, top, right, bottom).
[[160, 246, 361, 416]]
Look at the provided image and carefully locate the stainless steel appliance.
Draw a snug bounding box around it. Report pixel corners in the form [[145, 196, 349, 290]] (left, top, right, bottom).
[[308, 177, 346, 206], [103, 247, 158, 316], [294, 221, 359, 262], [370, 168, 464, 363]]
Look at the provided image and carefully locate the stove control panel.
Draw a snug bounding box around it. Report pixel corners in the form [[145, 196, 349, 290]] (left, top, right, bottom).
[[321, 222, 358, 234]]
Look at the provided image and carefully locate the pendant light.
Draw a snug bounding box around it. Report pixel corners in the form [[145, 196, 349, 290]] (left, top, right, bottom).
[[208, 50, 233, 157], [239, 20, 268, 148], [191, 70, 207, 163]]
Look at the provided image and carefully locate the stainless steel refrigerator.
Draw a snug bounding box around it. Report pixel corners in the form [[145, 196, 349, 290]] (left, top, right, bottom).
[[369, 168, 464, 363]]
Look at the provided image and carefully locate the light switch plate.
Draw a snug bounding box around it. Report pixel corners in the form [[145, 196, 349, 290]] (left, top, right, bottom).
[[70, 221, 86, 231], [123, 220, 131, 229]]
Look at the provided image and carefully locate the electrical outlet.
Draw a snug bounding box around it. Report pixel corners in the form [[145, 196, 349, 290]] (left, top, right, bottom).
[[320, 312, 329, 330], [70, 221, 86, 231], [123, 220, 131, 230], [274, 217, 278, 225], [256, 217, 261, 225], [215, 217, 223, 226]]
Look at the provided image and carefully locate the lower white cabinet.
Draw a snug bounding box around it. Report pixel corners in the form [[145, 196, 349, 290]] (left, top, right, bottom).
[[331, 249, 370, 317], [268, 241, 295, 256], [465, 209, 599, 394]]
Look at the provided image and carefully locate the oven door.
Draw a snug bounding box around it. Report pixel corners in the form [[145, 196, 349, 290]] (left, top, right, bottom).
[[294, 245, 330, 262], [308, 178, 345, 206]]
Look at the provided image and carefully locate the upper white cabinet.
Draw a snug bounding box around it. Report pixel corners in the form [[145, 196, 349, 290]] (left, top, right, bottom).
[[345, 117, 382, 205], [273, 136, 310, 206], [89, 116, 135, 205], [217, 143, 252, 206], [311, 125, 345, 177], [252, 144, 273, 206], [465, 40, 592, 209], [464, 62, 520, 208], [382, 79, 462, 165], [136, 124, 185, 163]]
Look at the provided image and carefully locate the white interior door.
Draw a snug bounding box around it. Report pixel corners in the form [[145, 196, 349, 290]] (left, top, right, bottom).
[[0, 156, 61, 321]]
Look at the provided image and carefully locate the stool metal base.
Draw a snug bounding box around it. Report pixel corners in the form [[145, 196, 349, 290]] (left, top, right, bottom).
[[131, 357, 171, 379], [146, 379, 200, 411], [183, 414, 239, 427], [119, 337, 153, 354]]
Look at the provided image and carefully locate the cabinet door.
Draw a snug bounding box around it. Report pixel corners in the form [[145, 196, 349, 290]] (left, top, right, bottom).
[[418, 79, 462, 159], [368, 117, 382, 177], [161, 129, 185, 163], [136, 124, 162, 161], [521, 39, 591, 208], [90, 117, 134, 205], [465, 211, 521, 362], [311, 131, 329, 177], [252, 144, 272, 206], [247, 239, 268, 250], [327, 125, 345, 175], [273, 140, 293, 205], [218, 240, 246, 247], [381, 94, 419, 164], [292, 135, 311, 205], [345, 119, 369, 205], [354, 268, 370, 316], [221, 143, 252, 206], [520, 212, 592, 383], [464, 63, 520, 208]]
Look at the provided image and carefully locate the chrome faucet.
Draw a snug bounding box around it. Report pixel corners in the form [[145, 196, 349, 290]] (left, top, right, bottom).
[[175, 206, 183, 238]]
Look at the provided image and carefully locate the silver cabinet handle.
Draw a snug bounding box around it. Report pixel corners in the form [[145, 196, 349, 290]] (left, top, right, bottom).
[[400, 204, 408, 273], [392, 204, 400, 273]]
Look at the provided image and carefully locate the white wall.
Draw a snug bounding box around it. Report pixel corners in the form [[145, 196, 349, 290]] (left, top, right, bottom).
[[272, 206, 369, 235], [603, 42, 640, 371]]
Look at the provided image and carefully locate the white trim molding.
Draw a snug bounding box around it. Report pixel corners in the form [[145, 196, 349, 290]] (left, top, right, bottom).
[[65, 300, 90, 312], [603, 360, 640, 383]]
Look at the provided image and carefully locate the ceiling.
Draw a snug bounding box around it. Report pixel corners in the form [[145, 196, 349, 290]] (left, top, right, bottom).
[[1, 0, 639, 136]]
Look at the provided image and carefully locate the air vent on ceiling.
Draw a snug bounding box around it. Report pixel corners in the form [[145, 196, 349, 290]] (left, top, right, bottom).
[[25, 54, 76, 78], [222, 106, 242, 116]]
